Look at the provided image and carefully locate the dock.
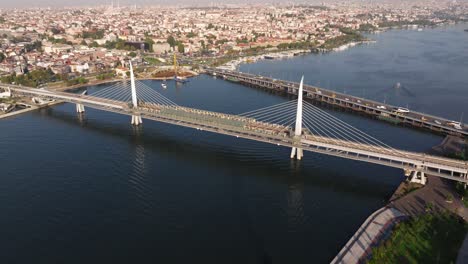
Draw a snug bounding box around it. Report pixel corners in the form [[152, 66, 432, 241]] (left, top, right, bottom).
[[206, 68, 468, 138]]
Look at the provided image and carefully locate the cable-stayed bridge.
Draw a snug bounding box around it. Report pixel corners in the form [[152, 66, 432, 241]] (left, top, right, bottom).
[[3, 64, 468, 184]]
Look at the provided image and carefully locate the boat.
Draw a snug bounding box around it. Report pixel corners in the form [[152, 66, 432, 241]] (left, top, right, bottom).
[[464, 29, 468, 32], [264, 55, 275, 60], [161, 81, 167, 89], [174, 76, 189, 83], [394, 82, 401, 89]]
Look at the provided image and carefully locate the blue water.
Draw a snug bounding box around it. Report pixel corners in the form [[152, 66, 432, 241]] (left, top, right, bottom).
[[1, 23, 467, 263]]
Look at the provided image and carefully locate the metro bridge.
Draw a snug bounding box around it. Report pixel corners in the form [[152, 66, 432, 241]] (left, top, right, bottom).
[[3, 63, 468, 184], [206, 68, 468, 138]]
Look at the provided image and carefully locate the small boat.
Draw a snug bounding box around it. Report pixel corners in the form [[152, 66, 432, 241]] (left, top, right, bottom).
[[161, 81, 167, 89], [394, 82, 401, 89], [174, 76, 189, 83]]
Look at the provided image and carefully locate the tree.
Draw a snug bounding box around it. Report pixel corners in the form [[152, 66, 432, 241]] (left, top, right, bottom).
[[167, 36, 176, 47], [128, 52, 137, 57], [177, 43, 185, 53], [0, 53, 5, 63], [186, 32, 196, 38], [144, 37, 154, 52]]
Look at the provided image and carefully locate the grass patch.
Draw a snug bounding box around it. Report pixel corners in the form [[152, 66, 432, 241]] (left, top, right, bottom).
[[369, 212, 467, 264]]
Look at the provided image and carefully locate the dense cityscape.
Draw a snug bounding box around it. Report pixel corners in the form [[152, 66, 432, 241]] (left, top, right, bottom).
[[0, 1, 467, 86], [1, 1, 468, 264]]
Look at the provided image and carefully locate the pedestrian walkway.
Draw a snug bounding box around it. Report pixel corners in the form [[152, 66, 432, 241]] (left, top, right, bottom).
[[331, 207, 406, 264]]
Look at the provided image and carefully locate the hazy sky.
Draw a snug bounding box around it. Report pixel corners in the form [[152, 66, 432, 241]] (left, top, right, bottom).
[[0, 0, 287, 8], [0, 0, 323, 9]]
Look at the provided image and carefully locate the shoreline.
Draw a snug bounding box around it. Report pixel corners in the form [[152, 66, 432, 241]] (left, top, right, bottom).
[[333, 135, 468, 263], [0, 100, 63, 120], [51, 72, 200, 92]]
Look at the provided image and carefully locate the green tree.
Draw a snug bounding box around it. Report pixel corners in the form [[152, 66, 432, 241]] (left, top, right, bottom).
[[0, 53, 5, 63], [128, 51, 137, 57], [177, 43, 185, 53], [167, 36, 176, 47]]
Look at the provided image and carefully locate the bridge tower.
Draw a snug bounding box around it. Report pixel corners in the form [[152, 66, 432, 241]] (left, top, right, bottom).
[[129, 62, 142, 126], [290, 76, 304, 160]]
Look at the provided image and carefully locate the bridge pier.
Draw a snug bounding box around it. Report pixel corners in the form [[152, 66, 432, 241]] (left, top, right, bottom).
[[131, 115, 143, 126], [407, 170, 427, 185], [76, 104, 85, 113], [290, 147, 303, 160]]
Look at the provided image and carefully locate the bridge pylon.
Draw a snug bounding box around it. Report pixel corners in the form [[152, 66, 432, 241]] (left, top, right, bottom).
[[291, 76, 304, 160], [76, 90, 87, 113], [129, 61, 142, 126]]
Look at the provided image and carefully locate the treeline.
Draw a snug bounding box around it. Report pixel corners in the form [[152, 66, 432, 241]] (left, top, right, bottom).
[[0, 69, 56, 87], [378, 19, 436, 28], [277, 41, 315, 50], [321, 28, 365, 50], [96, 72, 115, 80], [65, 77, 88, 86]]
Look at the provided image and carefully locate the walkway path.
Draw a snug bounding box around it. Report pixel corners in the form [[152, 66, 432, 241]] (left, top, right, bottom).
[[331, 207, 406, 264]]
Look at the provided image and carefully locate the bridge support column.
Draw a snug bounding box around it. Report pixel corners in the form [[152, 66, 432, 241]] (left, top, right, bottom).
[[290, 147, 303, 160], [76, 104, 85, 113], [131, 115, 142, 126], [291, 76, 304, 160], [408, 170, 427, 185]]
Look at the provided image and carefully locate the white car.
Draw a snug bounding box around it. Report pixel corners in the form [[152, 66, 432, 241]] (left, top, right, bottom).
[[345, 98, 350, 101], [434, 120, 442, 125], [447, 121, 463, 130], [395, 107, 410, 113], [377, 105, 386, 110]]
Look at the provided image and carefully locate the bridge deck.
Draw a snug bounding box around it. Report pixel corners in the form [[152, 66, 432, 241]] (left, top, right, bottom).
[[4, 83, 468, 183]]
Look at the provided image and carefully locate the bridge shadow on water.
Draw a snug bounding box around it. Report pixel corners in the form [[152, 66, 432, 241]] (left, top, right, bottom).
[[34, 106, 400, 199]]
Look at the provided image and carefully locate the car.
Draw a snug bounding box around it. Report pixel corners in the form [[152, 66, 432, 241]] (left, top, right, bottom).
[[434, 120, 442, 125], [447, 121, 463, 130], [357, 100, 362, 103], [377, 105, 386, 110], [395, 107, 410, 113], [345, 98, 350, 101]]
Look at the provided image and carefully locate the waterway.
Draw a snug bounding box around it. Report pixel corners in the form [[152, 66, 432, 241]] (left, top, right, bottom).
[[0, 23, 467, 263]]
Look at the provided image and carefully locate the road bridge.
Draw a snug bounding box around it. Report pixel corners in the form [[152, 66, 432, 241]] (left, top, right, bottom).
[[2, 63, 467, 184], [205, 68, 468, 138]]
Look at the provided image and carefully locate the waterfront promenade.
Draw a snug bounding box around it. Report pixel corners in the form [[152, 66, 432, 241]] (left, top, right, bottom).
[[331, 207, 406, 264]]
